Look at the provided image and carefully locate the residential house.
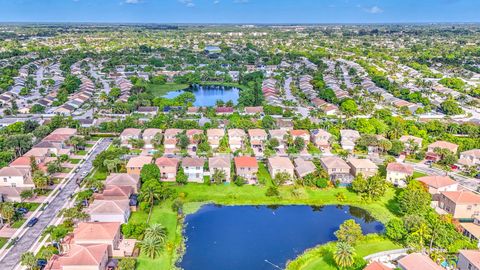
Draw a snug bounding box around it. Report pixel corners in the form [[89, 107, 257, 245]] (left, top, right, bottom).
[[234, 156, 258, 184], [182, 157, 205, 183], [0, 167, 34, 188], [438, 190, 480, 219], [163, 129, 182, 154], [142, 128, 162, 149], [46, 244, 109, 270], [458, 250, 480, 270], [417, 175, 458, 199], [87, 199, 131, 224], [460, 220, 480, 249], [136, 106, 158, 116], [386, 162, 414, 187], [155, 157, 179, 182], [399, 135, 423, 153], [104, 173, 140, 193], [340, 129, 361, 151], [426, 141, 459, 161], [267, 156, 295, 181], [244, 106, 264, 115], [207, 129, 225, 149], [397, 253, 443, 270], [311, 129, 332, 151], [93, 186, 133, 201], [364, 262, 392, 270], [120, 128, 141, 148], [290, 130, 310, 144], [293, 158, 316, 178], [209, 156, 231, 182], [458, 149, 480, 167], [347, 158, 378, 178], [320, 157, 352, 184], [228, 129, 246, 152], [269, 129, 288, 155], [126, 156, 153, 175], [186, 129, 203, 153], [72, 222, 122, 257], [276, 118, 294, 130], [248, 129, 268, 156]]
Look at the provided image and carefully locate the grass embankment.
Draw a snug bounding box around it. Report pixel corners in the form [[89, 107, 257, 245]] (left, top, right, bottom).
[[286, 234, 402, 270], [131, 184, 400, 270], [147, 83, 189, 97]]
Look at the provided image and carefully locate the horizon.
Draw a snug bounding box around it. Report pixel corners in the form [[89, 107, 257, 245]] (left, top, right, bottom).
[[1, 0, 480, 24]]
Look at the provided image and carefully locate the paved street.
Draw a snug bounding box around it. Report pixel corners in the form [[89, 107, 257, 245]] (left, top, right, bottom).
[[0, 138, 111, 270]]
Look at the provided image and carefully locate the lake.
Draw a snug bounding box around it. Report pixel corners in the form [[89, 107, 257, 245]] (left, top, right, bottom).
[[163, 84, 239, 107], [179, 204, 384, 270]]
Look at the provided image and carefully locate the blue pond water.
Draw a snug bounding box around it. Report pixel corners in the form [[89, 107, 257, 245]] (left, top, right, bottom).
[[164, 84, 239, 107], [179, 204, 384, 270]]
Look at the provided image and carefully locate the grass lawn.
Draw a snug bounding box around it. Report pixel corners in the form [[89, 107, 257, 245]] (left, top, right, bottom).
[[76, 150, 88, 156], [148, 83, 189, 97], [413, 171, 427, 179], [61, 167, 72, 173], [69, 159, 81, 164], [0, 237, 8, 248], [11, 218, 26, 228], [257, 162, 273, 185], [88, 169, 108, 181], [132, 183, 400, 270], [130, 149, 143, 155], [286, 234, 402, 270]]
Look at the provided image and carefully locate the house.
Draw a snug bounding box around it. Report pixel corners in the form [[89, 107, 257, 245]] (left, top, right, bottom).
[[72, 222, 122, 257], [267, 157, 295, 180], [426, 141, 459, 161], [458, 250, 480, 270], [142, 128, 162, 149], [347, 158, 378, 178], [438, 190, 480, 219], [155, 157, 179, 182], [182, 157, 205, 183], [163, 129, 182, 154], [399, 135, 423, 152], [87, 200, 131, 224], [386, 162, 414, 187], [340, 129, 361, 151], [215, 107, 234, 115], [293, 158, 316, 178], [290, 130, 310, 144], [460, 220, 480, 249], [276, 118, 294, 130], [364, 262, 392, 270], [0, 186, 30, 202], [234, 156, 258, 184], [269, 129, 288, 154], [94, 186, 133, 201], [126, 156, 153, 175], [397, 253, 443, 270], [311, 129, 332, 151], [244, 106, 263, 115], [104, 173, 140, 193], [136, 106, 158, 116], [209, 156, 231, 183], [207, 129, 225, 149], [0, 167, 34, 188], [417, 175, 458, 198], [120, 128, 141, 147], [248, 129, 268, 156], [458, 149, 480, 167], [186, 129, 203, 153], [320, 157, 352, 184], [46, 244, 109, 270], [228, 129, 246, 152]]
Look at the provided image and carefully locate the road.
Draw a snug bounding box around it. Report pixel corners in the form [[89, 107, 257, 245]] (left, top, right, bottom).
[[0, 138, 112, 270], [283, 76, 310, 117]]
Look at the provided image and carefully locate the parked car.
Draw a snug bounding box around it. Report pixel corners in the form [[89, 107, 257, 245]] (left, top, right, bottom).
[[16, 207, 29, 215], [37, 259, 47, 270], [27, 217, 39, 227]]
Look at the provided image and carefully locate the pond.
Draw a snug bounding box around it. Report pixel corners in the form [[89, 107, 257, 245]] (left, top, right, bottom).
[[179, 204, 384, 270], [163, 84, 239, 107]]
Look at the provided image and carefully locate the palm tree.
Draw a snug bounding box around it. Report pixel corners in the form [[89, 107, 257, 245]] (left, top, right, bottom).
[[140, 237, 162, 259], [144, 224, 168, 243], [0, 203, 15, 225], [333, 242, 356, 269], [139, 181, 164, 223], [20, 252, 36, 270], [211, 169, 227, 184], [33, 171, 49, 192]]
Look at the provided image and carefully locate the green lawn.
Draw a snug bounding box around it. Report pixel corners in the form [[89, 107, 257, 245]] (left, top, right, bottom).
[[11, 218, 26, 228], [88, 169, 108, 181], [69, 159, 81, 164], [76, 150, 88, 156], [148, 83, 189, 97], [0, 237, 8, 248], [413, 171, 427, 179], [286, 234, 402, 270], [61, 167, 72, 173], [257, 162, 272, 185], [132, 183, 400, 270]]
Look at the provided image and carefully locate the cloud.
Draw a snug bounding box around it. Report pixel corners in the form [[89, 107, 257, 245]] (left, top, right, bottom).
[[124, 0, 141, 3], [179, 0, 195, 7], [363, 5, 383, 14], [213, 0, 220, 4]]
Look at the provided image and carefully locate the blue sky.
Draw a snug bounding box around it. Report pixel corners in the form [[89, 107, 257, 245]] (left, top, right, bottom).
[[0, 0, 479, 24]]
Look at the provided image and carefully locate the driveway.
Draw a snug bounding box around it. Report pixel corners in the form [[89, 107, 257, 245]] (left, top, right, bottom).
[[0, 138, 111, 270]]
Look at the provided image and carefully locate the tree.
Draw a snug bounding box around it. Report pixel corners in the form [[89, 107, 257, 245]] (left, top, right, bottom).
[[176, 167, 188, 185], [388, 140, 405, 156], [140, 164, 161, 183], [293, 137, 305, 151], [139, 180, 171, 223], [144, 223, 168, 243], [0, 202, 15, 224], [29, 156, 39, 173], [140, 237, 162, 259], [176, 133, 189, 150], [261, 115, 276, 129], [20, 252, 36, 270], [440, 99, 464, 115], [385, 218, 407, 241], [33, 170, 49, 191], [333, 242, 356, 269], [60, 207, 90, 223], [334, 219, 363, 245], [398, 180, 431, 215], [352, 174, 387, 200], [211, 169, 227, 184], [340, 99, 358, 117], [272, 172, 291, 186], [118, 258, 137, 270]]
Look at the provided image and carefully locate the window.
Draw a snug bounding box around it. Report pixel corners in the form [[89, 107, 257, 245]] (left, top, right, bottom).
[[468, 205, 473, 211]]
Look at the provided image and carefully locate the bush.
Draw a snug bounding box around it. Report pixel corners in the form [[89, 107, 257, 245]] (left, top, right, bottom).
[[265, 186, 280, 197], [315, 178, 328, 188], [121, 223, 147, 239], [118, 258, 136, 270]]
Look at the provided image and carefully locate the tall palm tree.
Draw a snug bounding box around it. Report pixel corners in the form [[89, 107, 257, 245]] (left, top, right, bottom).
[[333, 242, 356, 269], [139, 181, 164, 223], [140, 237, 162, 259], [0, 203, 15, 225], [144, 224, 168, 243], [211, 169, 227, 184], [20, 252, 36, 270]]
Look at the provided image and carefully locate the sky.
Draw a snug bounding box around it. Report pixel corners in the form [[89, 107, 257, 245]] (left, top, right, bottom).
[[0, 0, 479, 24]]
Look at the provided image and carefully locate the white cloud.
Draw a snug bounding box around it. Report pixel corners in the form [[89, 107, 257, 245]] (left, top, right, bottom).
[[179, 0, 195, 7], [364, 5, 383, 14], [213, 0, 220, 4]]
